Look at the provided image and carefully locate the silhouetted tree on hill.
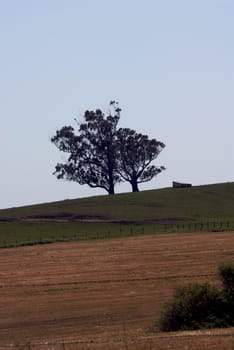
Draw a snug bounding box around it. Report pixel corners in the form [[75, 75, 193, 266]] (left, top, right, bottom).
[[51, 101, 165, 194], [51, 102, 121, 194], [117, 128, 165, 192]]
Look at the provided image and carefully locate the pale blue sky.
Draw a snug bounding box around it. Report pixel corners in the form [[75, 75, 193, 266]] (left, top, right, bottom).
[[0, 0, 233, 209]]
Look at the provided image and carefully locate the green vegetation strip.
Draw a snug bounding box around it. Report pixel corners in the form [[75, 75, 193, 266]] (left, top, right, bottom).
[[0, 221, 155, 248], [0, 220, 233, 248], [1, 182, 234, 247]]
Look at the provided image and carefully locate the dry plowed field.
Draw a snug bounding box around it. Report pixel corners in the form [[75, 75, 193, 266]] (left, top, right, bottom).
[[0, 231, 233, 349]]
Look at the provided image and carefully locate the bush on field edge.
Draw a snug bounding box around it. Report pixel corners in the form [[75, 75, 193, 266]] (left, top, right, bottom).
[[157, 263, 234, 332]]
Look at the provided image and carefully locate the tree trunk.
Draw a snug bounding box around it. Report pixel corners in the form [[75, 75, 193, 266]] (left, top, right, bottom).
[[108, 171, 115, 195], [108, 183, 115, 195], [131, 179, 139, 192]]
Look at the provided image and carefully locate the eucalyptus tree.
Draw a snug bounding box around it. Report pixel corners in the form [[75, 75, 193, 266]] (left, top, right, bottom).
[[51, 101, 166, 194], [51, 101, 121, 195], [116, 128, 165, 192]]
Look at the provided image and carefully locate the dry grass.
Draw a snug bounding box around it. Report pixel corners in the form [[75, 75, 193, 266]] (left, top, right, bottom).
[[0, 231, 233, 349]]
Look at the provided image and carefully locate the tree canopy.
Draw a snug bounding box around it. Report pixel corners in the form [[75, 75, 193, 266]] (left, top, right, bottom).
[[116, 128, 165, 192], [51, 102, 165, 194]]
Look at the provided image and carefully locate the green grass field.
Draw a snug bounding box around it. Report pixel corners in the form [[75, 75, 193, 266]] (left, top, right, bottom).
[[0, 221, 158, 247], [1, 182, 234, 247]]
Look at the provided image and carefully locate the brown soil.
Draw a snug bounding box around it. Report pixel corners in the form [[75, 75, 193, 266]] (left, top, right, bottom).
[[0, 231, 233, 349]]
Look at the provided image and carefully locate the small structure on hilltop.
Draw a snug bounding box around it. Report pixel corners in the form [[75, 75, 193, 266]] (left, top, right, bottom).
[[172, 181, 192, 188]]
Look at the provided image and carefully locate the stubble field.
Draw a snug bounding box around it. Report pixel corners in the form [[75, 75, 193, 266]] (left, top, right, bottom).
[[0, 231, 233, 349]]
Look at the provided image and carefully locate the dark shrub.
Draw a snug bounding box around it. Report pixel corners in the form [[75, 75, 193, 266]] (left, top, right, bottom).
[[159, 283, 228, 332], [219, 263, 234, 325], [219, 263, 234, 297]]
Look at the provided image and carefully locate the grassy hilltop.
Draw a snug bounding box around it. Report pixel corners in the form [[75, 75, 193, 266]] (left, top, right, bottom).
[[1, 182, 234, 247]]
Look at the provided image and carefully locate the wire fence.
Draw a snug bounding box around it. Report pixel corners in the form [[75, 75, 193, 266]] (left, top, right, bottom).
[[0, 221, 233, 249], [163, 220, 232, 233]]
